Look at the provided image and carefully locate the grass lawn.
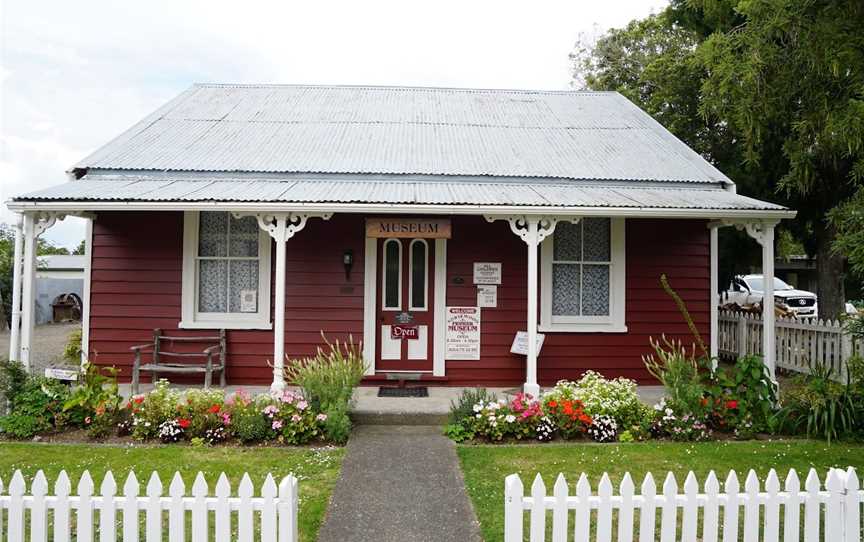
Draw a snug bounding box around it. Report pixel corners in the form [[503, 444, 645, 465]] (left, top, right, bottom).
[[457, 440, 864, 542], [0, 443, 345, 542]]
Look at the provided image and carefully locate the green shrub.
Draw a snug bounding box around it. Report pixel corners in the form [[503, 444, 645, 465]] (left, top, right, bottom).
[[228, 394, 271, 444], [544, 371, 645, 429], [63, 362, 121, 431], [128, 379, 180, 440], [62, 328, 83, 364], [776, 364, 858, 442], [0, 359, 28, 414], [448, 388, 497, 425], [0, 413, 50, 439], [705, 355, 777, 433], [0, 376, 70, 439], [284, 334, 365, 443], [443, 422, 475, 443]]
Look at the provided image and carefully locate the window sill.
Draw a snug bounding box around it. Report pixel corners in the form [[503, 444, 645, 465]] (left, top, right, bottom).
[[179, 320, 273, 331], [539, 324, 628, 334]]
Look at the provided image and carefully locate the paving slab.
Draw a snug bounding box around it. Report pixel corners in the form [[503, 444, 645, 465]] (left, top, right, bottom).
[[317, 425, 482, 542]]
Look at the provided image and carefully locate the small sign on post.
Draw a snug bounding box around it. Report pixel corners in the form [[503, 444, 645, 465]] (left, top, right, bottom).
[[510, 331, 545, 356]]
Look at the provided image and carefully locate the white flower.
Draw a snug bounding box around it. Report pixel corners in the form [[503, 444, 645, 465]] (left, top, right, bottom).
[[473, 404, 483, 413], [505, 414, 516, 423]]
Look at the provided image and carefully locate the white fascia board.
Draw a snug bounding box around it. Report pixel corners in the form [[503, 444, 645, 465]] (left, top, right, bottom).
[[6, 200, 797, 220]]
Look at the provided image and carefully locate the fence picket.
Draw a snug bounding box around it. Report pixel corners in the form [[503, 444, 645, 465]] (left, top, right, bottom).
[[681, 472, 698, 541], [763, 470, 780, 542], [638, 474, 656, 542], [7, 471, 24, 542], [0, 469, 300, 542], [783, 469, 801, 542], [551, 474, 568, 542], [215, 474, 232, 542], [145, 472, 162, 542], [238, 473, 255, 542], [722, 471, 739, 542], [122, 472, 140, 542], [278, 475, 298, 542], [261, 474, 278, 542], [191, 473, 209, 541], [529, 474, 546, 542], [168, 473, 185, 542], [702, 471, 719, 542], [596, 474, 613, 542], [825, 469, 845, 542], [803, 469, 820, 542], [617, 473, 634, 542], [54, 471, 72, 542], [845, 468, 860, 542], [573, 474, 590, 542], [99, 472, 117, 542], [659, 473, 677, 542], [744, 471, 761, 542], [30, 471, 48, 542]]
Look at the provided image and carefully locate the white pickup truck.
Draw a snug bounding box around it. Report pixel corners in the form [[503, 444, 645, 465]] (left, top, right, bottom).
[[723, 274, 818, 318]]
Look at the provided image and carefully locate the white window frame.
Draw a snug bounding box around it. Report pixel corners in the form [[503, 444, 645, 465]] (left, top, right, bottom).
[[540, 217, 626, 333], [408, 239, 429, 311], [381, 238, 402, 311], [180, 211, 272, 330]]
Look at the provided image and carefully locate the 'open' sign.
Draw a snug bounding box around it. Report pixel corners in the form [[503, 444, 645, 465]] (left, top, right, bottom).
[[391, 324, 419, 340]]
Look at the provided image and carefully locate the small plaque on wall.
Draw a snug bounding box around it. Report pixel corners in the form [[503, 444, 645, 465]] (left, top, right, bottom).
[[510, 331, 545, 356], [477, 284, 498, 308], [445, 306, 481, 360], [473, 262, 502, 284]]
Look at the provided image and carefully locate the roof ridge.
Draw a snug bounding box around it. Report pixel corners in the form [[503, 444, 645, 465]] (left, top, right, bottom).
[[192, 82, 618, 95]]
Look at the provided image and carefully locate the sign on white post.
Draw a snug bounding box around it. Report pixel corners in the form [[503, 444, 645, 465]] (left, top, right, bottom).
[[477, 284, 498, 308], [473, 262, 502, 284], [445, 306, 481, 360], [510, 331, 545, 356]]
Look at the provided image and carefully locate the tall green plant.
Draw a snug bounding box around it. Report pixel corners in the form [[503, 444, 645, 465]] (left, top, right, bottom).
[[283, 334, 366, 443], [643, 335, 706, 414]]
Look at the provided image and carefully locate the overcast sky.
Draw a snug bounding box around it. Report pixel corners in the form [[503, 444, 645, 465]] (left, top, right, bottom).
[[0, 0, 666, 248]]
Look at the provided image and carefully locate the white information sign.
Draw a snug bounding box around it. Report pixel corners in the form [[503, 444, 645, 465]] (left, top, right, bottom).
[[510, 331, 546, 356], [445, 306, 481, 360], [239, 289, 258, 313], [473, 262, 502, 285], [477, 284, 498, 308]]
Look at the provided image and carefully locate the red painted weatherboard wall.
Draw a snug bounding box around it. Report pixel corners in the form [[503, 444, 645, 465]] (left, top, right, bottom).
[[444, 216, 709, 386], [88, 212, 708, 385]]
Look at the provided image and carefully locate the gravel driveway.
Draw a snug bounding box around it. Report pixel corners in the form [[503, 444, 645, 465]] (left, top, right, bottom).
[[0, 322, 80, 372]]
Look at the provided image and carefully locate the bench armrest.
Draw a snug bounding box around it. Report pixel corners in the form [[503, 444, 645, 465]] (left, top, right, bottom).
[[203, 344, 222, 355], [130, 343, 155, 352]]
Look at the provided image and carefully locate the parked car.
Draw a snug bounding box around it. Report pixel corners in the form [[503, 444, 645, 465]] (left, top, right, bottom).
[[723, 274, 818, 318]]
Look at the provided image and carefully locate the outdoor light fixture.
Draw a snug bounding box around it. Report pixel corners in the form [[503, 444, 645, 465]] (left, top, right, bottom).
[[343, 249, 354, 280]]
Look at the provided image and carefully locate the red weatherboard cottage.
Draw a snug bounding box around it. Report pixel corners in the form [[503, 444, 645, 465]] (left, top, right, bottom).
[[7, 85, 794, 395]]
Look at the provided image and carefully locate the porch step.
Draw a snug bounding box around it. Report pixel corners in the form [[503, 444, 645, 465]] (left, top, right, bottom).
[[350, 385, 452, 426]]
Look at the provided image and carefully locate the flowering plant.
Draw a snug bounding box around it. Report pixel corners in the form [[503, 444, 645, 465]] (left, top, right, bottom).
[[508, 393, 543, 440], [466, 399, 515, 441], [126, 380, 180, 440], [651, 399, 711, 441], [535, 416, 557, 441], [587, 414, 619, 443], [546, 372, 644, 429], [542, 396, 592, 439], [157, 419, 185, 443], [259, 389, 327, 445]]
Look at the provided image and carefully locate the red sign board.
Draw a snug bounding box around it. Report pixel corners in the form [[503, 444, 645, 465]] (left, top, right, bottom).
[[391, 324, 419, 340]]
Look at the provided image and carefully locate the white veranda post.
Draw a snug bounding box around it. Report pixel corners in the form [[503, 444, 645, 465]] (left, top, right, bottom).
[[485, 215, 560, 397], [8, 215, 24, 362], [709, 224, 719, 365], [242, 212, 332, 393]]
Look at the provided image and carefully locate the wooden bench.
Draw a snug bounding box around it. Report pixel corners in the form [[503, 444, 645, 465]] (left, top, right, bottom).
[[130, 329, 226, 394]]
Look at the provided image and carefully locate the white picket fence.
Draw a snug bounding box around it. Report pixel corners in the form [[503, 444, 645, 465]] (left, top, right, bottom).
[[0, 470, 298, 542], [718, 310, 862, 381], [504, 467, 863, 542]]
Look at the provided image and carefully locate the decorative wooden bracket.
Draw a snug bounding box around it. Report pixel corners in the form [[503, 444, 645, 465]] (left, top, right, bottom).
[[707, 218, 780, 247], [484, 215, 580, 245], [233, 212, 333, 243]]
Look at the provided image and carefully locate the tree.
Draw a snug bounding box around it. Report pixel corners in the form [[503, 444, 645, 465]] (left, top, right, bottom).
[[696, 0, 864, 317]]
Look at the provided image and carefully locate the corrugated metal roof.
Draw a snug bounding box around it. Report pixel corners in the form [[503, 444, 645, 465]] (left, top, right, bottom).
[[73, 84, 731, 184], [13, 176, 785, 211]]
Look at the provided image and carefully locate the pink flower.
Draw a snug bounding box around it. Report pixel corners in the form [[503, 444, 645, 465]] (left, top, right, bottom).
[[280, 390, 297, 404], [291, 414, 302, 423], [316, 413, 328, 422], [296, 400, 308, 411], [263, 405, 279, 417], [272, 420, 283, 430], [221, 413, 231, 426], [84, 416, 92, 425]]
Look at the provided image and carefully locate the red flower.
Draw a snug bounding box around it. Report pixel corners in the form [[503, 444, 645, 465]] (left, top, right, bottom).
[[547, 400, 558, 408], [133, 396, 144, 405], [726, 400, 738, 409], [178, 418, 191, 429], [700, 397, 709, 407], [208, 404, 221, 414]]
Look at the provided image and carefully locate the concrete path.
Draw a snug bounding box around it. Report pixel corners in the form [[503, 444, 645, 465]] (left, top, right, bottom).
[[317, 425, 482, 542]]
